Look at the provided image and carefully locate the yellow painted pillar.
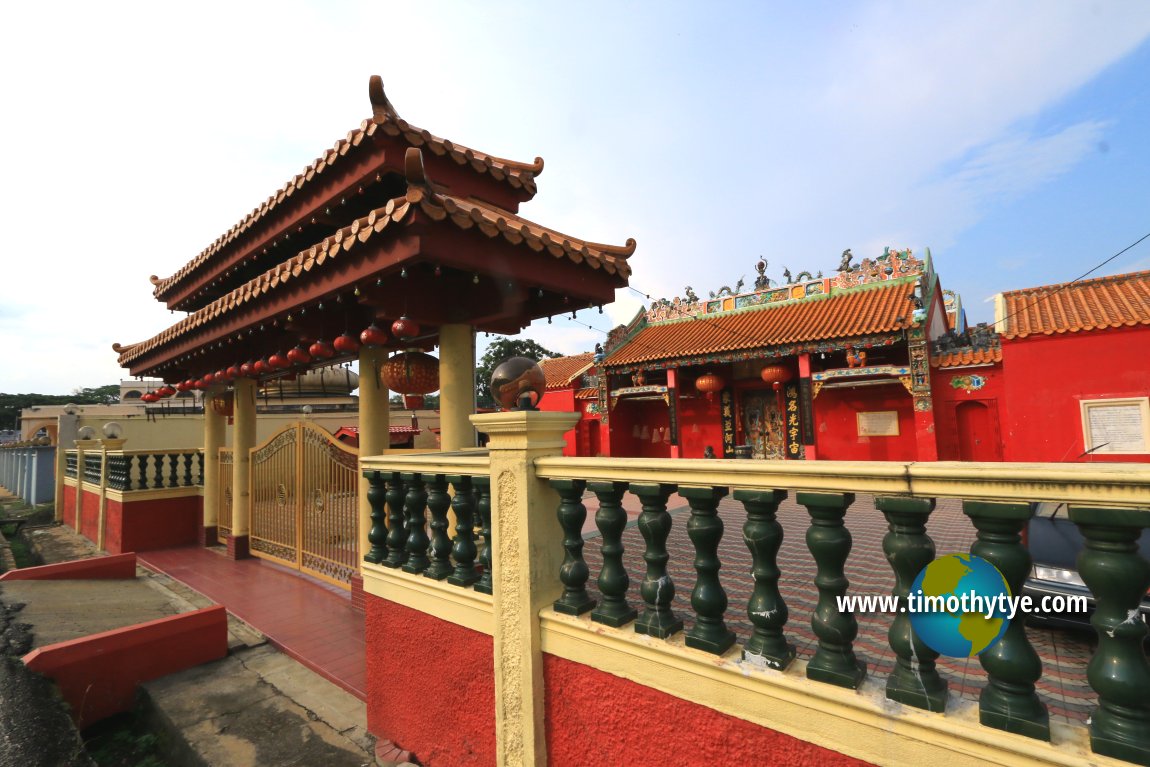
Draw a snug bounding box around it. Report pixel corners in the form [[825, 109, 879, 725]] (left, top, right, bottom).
[[358, 346, 389, 570], [230, 378, 257, 558], [470, 410, 580, 766], [439, 324, 476, 451], [202, 385, 225, 546]]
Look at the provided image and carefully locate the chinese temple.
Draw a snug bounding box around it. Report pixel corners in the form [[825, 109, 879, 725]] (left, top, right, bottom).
[[589, 248, 942, 461]]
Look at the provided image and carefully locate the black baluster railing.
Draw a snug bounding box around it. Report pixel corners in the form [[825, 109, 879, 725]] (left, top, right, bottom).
[[139, 454, 154, 490], [447, 476, 479, 587], [877, 496, 947, 711], [401, 472, 430, 575], [166, 453, 179, 488], [799, 492, 866, 689], [631, 482, 682, 638], [551, 479, 595, 616], [473, 477, 494, 595], [736, 489, 794, 670], [963, 501, 1049, 740], [65, 452, 78, 478], [106, 454, 129, 492], [381, 472, 408, 569], [182, 451, 195, 486], [364, 470, 388, 564], [424, 474, 453, 580], [84, 454, 102, 485], [589, 481, 636, 628], [682, 485, 734, 655], [1069, 505, 1150, 764]]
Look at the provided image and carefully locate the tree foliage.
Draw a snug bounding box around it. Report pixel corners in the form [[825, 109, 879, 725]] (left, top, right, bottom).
[[0, 385, 121, 430], [475, 337, 560, 408]]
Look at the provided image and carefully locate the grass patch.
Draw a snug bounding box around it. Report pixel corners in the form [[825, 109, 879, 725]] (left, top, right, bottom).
[[5, 531, 36, 568], [84, 712, 168, 767]]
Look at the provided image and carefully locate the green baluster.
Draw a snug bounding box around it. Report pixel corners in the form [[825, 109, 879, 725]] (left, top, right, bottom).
[[632, 483, 682, 638], [589, 481, 636, 627], [682, 486, 734, 655], [736, 489, 794, 670], [447, 476, 479, 587], [167, 454, 179, 488], [401, 472, 430, 574], [877, 496, 947, 711], [381, 472, 408, 568], [963, 501, 1049, 739], [551, 479, 596, 615], [474, 477, 494, 595], [182, 451, 195, 486], [363, 470, 387, 564], [1069, 506, 1150, 764], [424, 474, 453, 580], [799, 492, 866, 688]]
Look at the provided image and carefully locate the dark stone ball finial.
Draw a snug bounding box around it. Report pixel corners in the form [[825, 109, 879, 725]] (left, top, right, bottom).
[[491, 357, 546, 411]]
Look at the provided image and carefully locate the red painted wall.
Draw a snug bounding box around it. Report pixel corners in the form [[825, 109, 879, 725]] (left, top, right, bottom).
[[813, 386, 917, 461], [607, 399, 672, 458], [931, 364, 1007, 461], [61, 485, 77, 527], [1000, 327, 1150, 463], [0, 553, 136, 581], [80, 488, 100, 542], [539, 388, 578, 456], [117, 496, 201, 553], [677, 394, 725, 458], [544, 654, 874, 766], [365, 595, 495, 766], [22, 606, 227, 729]]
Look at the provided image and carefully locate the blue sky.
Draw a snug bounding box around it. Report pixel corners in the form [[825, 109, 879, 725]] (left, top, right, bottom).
[[1, 1, 1148, 393]]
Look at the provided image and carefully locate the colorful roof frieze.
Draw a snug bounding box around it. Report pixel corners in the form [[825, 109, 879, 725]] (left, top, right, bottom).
[[1000, 268, 1150, 339]]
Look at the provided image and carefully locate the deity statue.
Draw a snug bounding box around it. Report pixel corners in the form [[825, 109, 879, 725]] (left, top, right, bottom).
[[754, 258, 771, 290], [838, 248, 854, 272]]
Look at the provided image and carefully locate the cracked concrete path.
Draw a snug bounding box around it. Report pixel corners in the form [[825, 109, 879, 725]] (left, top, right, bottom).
[[143, 642, 408, 767]]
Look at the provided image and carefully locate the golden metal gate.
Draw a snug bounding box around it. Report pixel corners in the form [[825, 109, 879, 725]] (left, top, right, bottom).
[[249, 422, 359, 588], [218, 447, 234, 538]]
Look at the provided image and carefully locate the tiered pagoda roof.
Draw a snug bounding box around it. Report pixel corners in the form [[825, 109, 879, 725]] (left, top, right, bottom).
[[116, 77, 634, 382], [539, 353, 595, 390]]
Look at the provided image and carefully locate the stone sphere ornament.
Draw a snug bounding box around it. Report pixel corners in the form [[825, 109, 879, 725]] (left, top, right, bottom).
[[490, 357, 546, 411]]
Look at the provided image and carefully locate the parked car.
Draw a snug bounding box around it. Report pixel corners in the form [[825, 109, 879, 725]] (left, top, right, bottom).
[[1023, 502, 1150, 630]]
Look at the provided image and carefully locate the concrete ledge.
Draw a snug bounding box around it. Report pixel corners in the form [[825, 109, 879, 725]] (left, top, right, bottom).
[[22, 605, 228, 729], [0, 552, 137, 581]]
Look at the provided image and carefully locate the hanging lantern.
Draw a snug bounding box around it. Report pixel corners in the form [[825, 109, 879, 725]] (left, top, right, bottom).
[[240, 361, 256, 378], [309, 339, 335, 359], [210, 391, 235, 418], [268, 352, 291, 370], [215, 368, 229, 382], [360, 323, 389, 347], [694, 372, 725, 401], [253, 359, 270, 376], [175, 381, 190, 392], [333, 332, 361, 354], [403, 394, 425, 410], [156, 385, 176, 398], [760, 364, 793, 385], [202, 372, 216, 385], [380, 351, 439, 396], [287, 345, 312, 365], [391, 316, 420, 340], [183, 379, 197, 391], [194, 378, 209, 390], [141, 392, 159, 403], [226, 365, 242, 380]]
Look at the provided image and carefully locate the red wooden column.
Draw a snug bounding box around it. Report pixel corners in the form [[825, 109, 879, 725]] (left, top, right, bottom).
[[798, 353, 817, 460]]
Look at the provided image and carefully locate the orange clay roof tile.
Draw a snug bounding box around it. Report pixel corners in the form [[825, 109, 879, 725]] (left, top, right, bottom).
[[115, 188, 633, 367], [930, 347, 1002, 368], [1001, 269, 1150, 339], [603, 281, 917, 367], [540, 353, 595, 389]]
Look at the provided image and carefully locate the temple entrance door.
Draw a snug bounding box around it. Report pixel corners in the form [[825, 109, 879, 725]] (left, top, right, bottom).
[[739, 389, 786, 459], [249, 422, 360, 588], [956, 400, 1002, 462]]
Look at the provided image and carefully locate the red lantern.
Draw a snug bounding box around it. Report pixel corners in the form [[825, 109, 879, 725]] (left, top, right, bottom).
[[175, 381, 189, 392], [226, 365, 242, 380], [253, 359, 269, 376], [215, 368, 228, 382], [210, 391, 235, 418], [403, 394, 425, 410], [141, 392, 159, 403], [360, 323, 389, 347], [287, 345, 312, 365], [268, 353, 291, 370], [759, 364, 793, 385], [240, 361, 256, 378], [183, 379, 196, 391], [194, 378, 209, 390], [309, 339, 335, 359], [694, 372, 725, 401], [333, 333, 361, 354], [391, 317, 420, 340], [380, 351, 439, 395], [202, 372, 215, 385], [156, 385, 176, 398]]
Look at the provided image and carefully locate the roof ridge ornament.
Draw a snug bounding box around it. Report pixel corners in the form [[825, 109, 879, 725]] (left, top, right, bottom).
[[369, 75, 399, 124]]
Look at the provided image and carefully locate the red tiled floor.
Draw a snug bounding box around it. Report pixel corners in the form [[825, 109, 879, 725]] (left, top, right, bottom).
[[137, 546, 365, 700]]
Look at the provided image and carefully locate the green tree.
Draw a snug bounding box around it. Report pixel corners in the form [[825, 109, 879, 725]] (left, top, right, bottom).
[[72, 384, 121, 405], [475, 337, 560, 408]]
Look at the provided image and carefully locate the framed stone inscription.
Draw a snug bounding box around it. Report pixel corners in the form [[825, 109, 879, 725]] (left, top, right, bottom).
[[857, 410, 899, 437], [1080, 398, 1149, 454]]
